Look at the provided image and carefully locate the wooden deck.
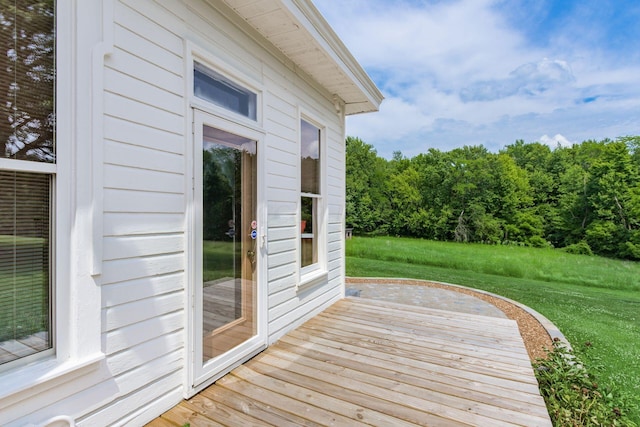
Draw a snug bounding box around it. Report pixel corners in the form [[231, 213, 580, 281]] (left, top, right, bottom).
[[149, 297, 552, 426], [0, 331, 50, 365]]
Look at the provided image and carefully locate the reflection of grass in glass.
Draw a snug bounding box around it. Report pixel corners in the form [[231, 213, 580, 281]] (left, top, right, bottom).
[[203, 240, 241, 282], [0, 235, 49, 342]]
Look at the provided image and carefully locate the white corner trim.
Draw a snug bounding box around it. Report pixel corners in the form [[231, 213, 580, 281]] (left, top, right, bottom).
[[89, 0, 114, 276]]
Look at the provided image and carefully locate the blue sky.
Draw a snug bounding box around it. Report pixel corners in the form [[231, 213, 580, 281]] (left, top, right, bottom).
[[313, 0, 640, 158]]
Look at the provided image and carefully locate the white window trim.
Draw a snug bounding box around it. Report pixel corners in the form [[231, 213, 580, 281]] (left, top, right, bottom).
[[297, 113, 328, 291], [187, 41, 263, 131], [0, 0, 105, 405]]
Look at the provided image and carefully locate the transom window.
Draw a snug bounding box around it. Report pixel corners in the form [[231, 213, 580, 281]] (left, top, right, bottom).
[[300, 119, 321, 269], [194, 61, 257, 121], [0, 1, 56, 367]]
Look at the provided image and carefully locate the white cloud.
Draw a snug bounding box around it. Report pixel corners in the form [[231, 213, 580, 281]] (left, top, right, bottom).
[[539, 134, 573, 148], [460, 59, 575, 102], [346, 97, 431, 146], [314, 0, 640, 158]]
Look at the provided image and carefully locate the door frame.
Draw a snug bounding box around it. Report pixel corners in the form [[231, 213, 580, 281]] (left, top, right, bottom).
[[186, 108, 267, 395]]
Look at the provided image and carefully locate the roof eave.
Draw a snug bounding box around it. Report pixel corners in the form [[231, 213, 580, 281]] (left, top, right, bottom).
[[222, 0, 383, 115], [288, 0, 384, 114]]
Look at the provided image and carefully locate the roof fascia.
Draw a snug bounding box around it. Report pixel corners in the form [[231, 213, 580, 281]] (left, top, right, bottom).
[[284, 0, 383, 113]]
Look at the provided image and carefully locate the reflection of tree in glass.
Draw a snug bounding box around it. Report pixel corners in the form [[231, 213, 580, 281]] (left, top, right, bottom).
[[203, 147, 235, 241], [0, 0, 55, 162]]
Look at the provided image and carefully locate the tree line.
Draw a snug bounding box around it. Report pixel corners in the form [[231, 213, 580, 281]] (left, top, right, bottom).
[[346, 136, 640, 260]]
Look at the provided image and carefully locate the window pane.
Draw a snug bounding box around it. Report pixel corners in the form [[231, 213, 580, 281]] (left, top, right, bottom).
[[0, 2, 56, 162], [300, 196, 317, 267], [194, 62, 257, 120], [300, 120, 320, 194], [0, 170, 52, 365]]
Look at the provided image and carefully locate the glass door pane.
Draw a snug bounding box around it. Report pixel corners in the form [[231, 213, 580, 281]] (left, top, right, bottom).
[[201, 125, 257, 361]]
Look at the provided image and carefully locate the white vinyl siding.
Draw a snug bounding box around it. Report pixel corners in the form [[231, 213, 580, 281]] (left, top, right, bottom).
[[1, 0, 348, 424], [92, 0, 187, 423]]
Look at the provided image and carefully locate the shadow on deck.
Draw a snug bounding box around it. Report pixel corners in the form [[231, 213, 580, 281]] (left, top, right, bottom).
[[148, 297, 551, 426]]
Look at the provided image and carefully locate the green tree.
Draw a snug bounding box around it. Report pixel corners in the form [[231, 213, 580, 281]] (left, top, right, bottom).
[[345, 137, 390, 234], [0, 0, 55, 161], [344, 135, 640, 259]]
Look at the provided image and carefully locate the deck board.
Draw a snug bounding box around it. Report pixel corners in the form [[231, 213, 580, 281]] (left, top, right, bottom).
[[152, 297, 551, 426]]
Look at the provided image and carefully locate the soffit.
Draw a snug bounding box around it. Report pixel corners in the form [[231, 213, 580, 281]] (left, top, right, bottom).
[[220, 0, 383, 115]]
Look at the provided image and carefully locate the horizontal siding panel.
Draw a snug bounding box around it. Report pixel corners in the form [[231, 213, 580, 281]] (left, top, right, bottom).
[[327, 222, 343, 234], [104, 67, 183, 116], [328, 201, 345, 212], [267, 239, 296, 256], [327, 239, 342, 254], [264, 119, 297, 144], [268, 283, 341, 340], [328, 257, 342, 274], [101, 253, 184, 285], [103, 234, 184, 261], [103, 272, 184, 308], [103, 189, 185, 214], [267, 275, 295, 296], [79, 361, 183, 427], [120, 0, 184, 39], [327, 187, 343, 200], [267, 250, 296, 269], [104, 116, 184, 155], [115, 1, 183, 56], [328, 170, 344, 184], [328, 149, 344, 166], [267, 154, 298, 177], [104, 92, 183, 136], [329, 159, 343, 172], [171, 0, 262, 80], [266, 187, 297, 204], [327, 180, 343, 192], [120, 388, 184, 427], [328, 229, 343, 241], [104, 311, 183, 355], [104, 291, 183, 332], [103, 213, 184, 236], [264, 173, 296, 191], [328, 251, 341, 268], [267, 225, 296, 241], [268, 286, 295, 309], [104, 164, 184, 194], [107, 331, 182, 377], [328, 259, 342, 276], [266, 137, 297, 156], [0, 364, 116, 426], [107, 46, 183, 95], [266, 213, 295, 228], [263, 65, 302, 101], [266, 88, 297, 114], [104, 141, 183, 174], [267, 200, 298, 215], [113, 24, 182, 76], [267, 262, 296, 283], [264, 106, 296, 130]]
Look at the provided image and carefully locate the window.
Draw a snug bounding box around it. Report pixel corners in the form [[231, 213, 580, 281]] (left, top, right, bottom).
[[194, 61, 257, 120], [300, 119, 321, 270], [0, 1, 55, 367]]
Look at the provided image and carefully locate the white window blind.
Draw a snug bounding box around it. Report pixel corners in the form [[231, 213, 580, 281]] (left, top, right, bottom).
[[0, 1, 55, 366]]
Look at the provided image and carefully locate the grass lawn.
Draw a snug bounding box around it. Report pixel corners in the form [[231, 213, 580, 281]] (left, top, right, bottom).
[[0, 235, 50, 342], [346, 236, 640, 422], [202, 240, 238, 282]]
